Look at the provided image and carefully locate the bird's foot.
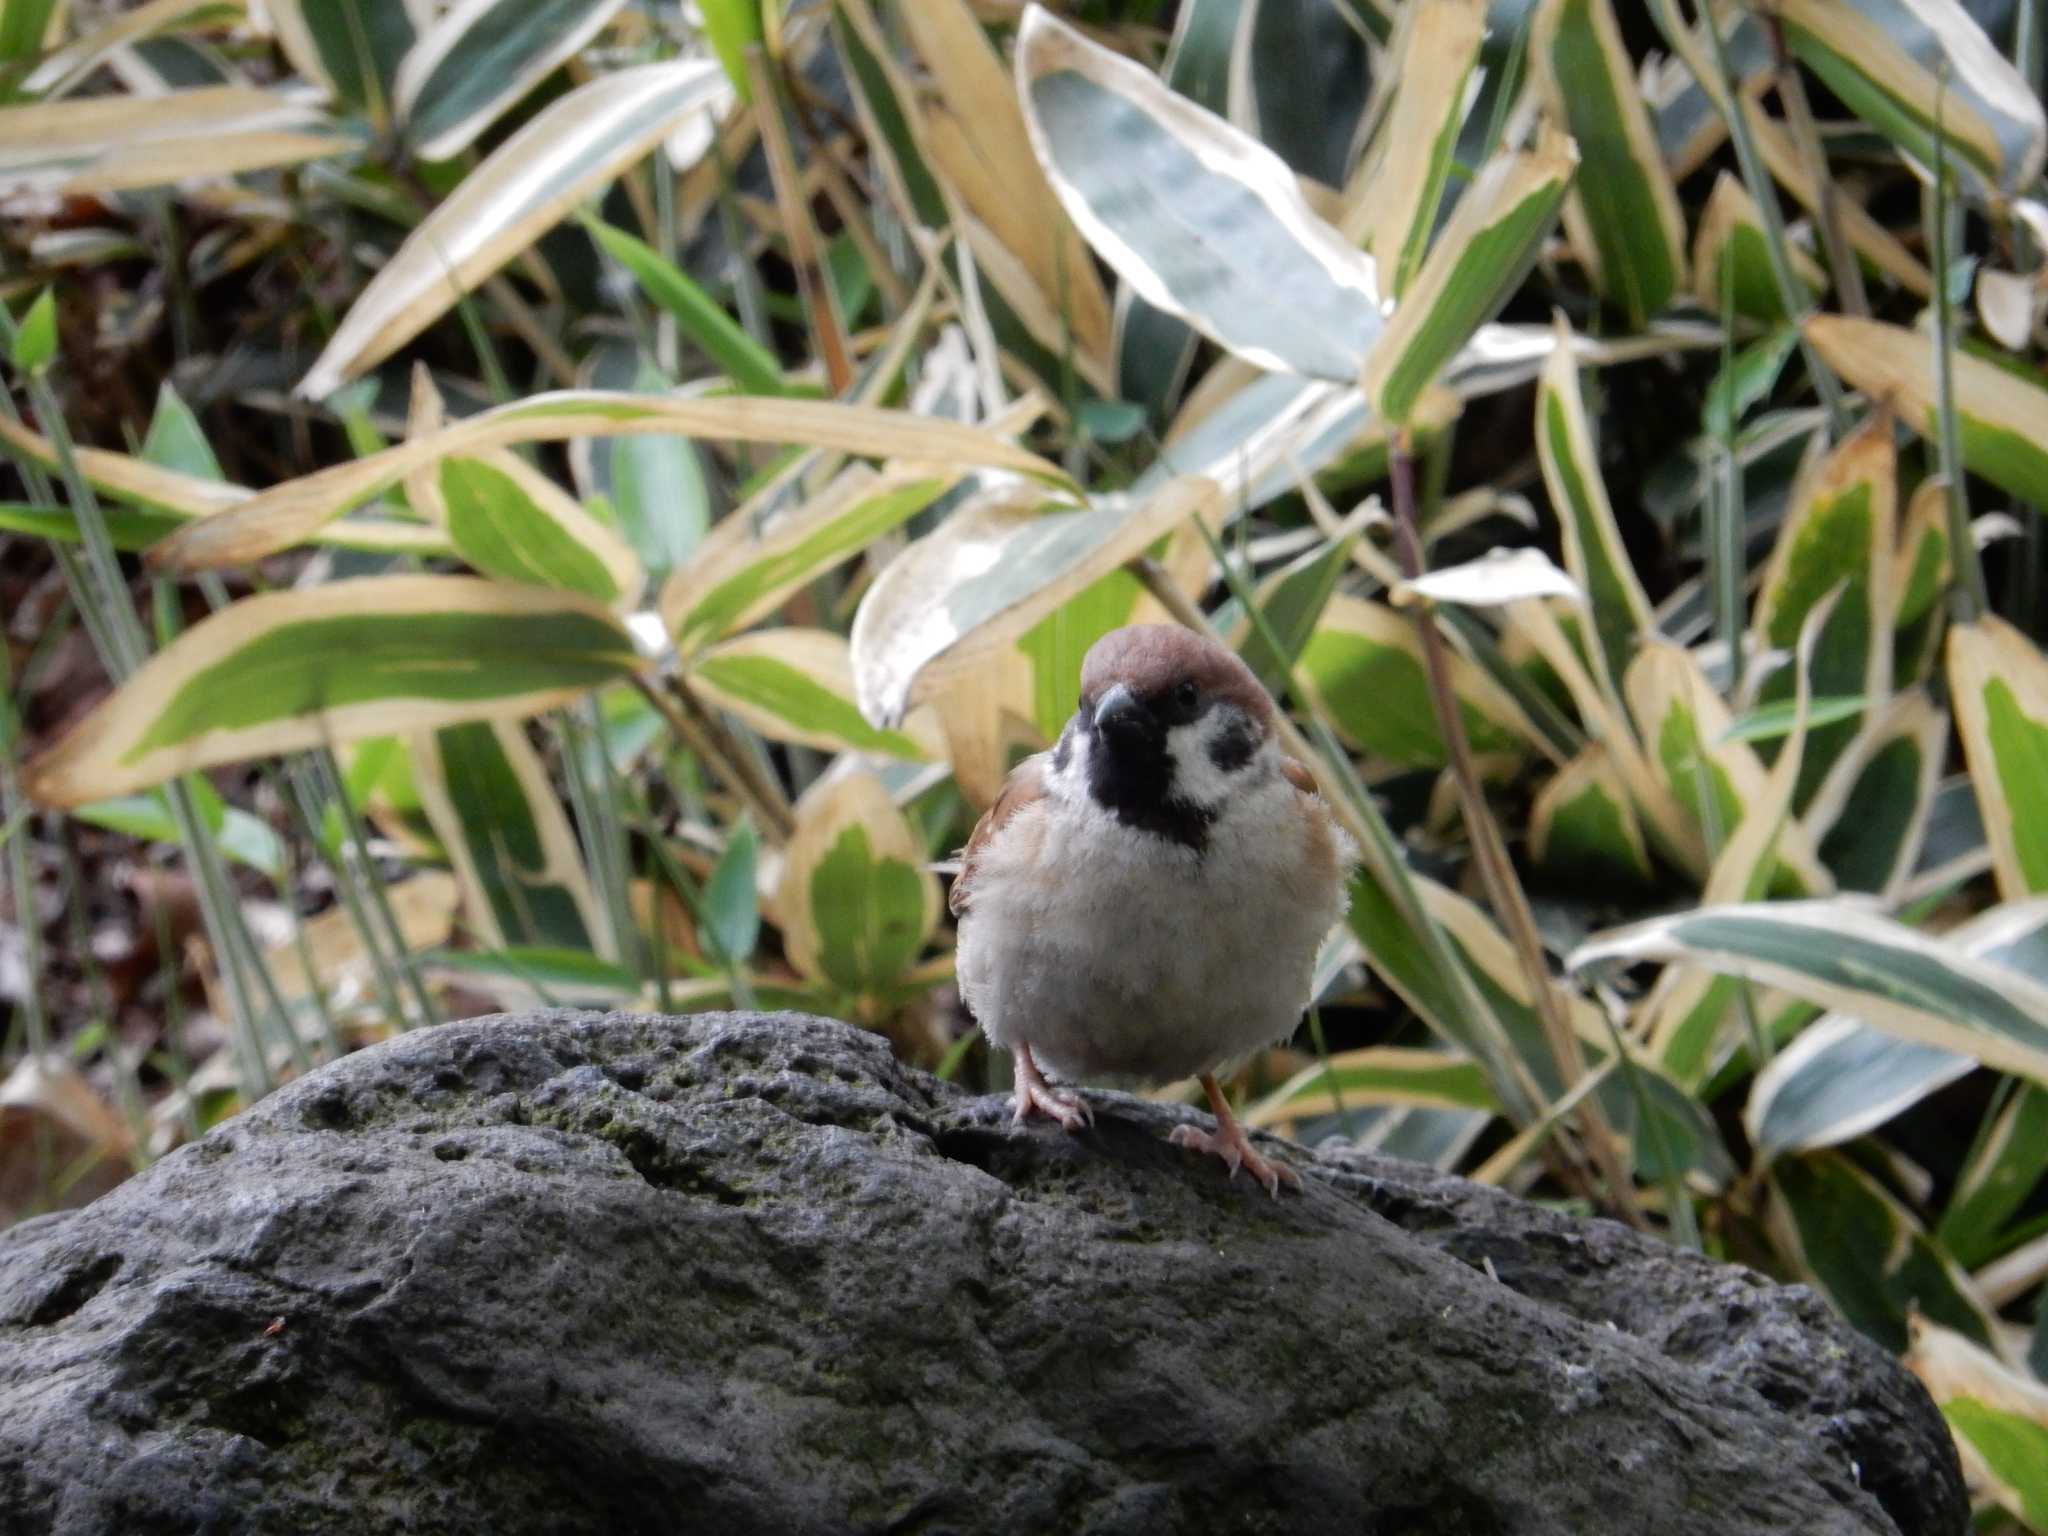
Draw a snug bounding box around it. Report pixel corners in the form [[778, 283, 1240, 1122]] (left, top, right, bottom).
[[1010, 1047, 1092, 1133], [1173, 1073, 1302, 1197]]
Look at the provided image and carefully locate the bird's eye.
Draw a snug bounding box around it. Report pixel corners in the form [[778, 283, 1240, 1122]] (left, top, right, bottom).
[[1173, 680, 1200, 712]]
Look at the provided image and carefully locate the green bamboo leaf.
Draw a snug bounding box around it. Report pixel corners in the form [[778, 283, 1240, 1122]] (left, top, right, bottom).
[[570, 350, 710, 583], [1775, 0, 2044, 197], [425, 945, 640, 1002], [410, 719, 603, 953], [1807, 314, 2048, 506], [698, 0, 762, 104], [1014, 567, 1148, 741], [584, 216, 785, 395], [396, 0, 632, 162], [1235, 533, 1356, 693], [438, 454, 640, 605], [1893, 479, 1950, 686], [1364, 123, 1576, 425], [1950, 616, 2048, 902], [704, 819, 761, 969], [0, 500, 184, 551], [21, 576, 641, 808], [11, 287, 53, 374], [1016, 4, 1383, 381], [1942, 1079, 2048, 1266], [1771, 1150, 1996, 1352], [74, 790, 284, 880], [1533, 0, 1685, 326], [1942, 1400, 2048, 1529], [0, 0, 59, 61], [156, 388, 1064, 572], [691, 629, 934, 761], [1701, 325, 1799, 440], [1297, 594, 1537, 770]]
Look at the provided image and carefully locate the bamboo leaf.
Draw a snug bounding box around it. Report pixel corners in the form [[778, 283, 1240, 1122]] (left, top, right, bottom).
[[850, 475, 1218, 730], [1806, 691, 1947, 897], [296, 60, 732, 401], [664, 463, 955, 660], [584, 216, 786, 396], [1530, 746, 1653, 887], [1748, 900, 2048, 1164], [1016, 3, 1382, 381], [902, 0, 1114, 377], [151, 390, 1066, 571], [1770, 1150, 1996, 1352], [395, 0, 632, 162], [691, 629, 937, 761], [1573, 900, 2048, 1090], [1806, 314, 2048, 506], [262, 0, 416, 120], [776, 770, 940, 994], [1533, 0, 1685, 326], [1692, 172, 1825, 325], [1775, 0, 2044, 197], [1296, 593, 1539, 770], [410, 719, 604, 953], [1950, 616, 2048, 902], [1363, 0, 1485, 301], [0, 85, 352, 197], [434, 452, 642, 606], [22, 576, 640, 808], [1246, 1047, 1499, 1132], [1539, 330, 1657, 691], [1750, 418, 1896, 810], [1364, 123, 1576, 425]]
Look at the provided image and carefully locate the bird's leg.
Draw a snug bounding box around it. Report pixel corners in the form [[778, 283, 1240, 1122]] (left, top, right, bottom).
[[1010, 1044, 1092, 1133], [1170, 1072, 1302, 1197]]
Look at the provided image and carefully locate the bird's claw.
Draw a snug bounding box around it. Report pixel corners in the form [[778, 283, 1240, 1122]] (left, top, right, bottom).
[[1013, 1079, 1093, 1134], [1169, 1121, 1301, 1198]]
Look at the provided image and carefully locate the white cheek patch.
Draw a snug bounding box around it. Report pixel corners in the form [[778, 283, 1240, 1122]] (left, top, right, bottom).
[[1167, 708, 1258, 808]]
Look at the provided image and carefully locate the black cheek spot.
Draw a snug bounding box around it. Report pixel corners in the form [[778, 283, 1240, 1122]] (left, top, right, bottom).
[[1207, 716, 1256, 773]]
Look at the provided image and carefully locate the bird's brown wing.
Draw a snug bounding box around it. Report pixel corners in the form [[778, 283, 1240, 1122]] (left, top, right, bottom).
[[949, 752, 1051, 918], [1279, 756, 1321, 797]]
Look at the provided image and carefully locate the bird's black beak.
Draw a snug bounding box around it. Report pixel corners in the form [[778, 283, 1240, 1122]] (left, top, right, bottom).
[[1091, 682, 1152, 741]]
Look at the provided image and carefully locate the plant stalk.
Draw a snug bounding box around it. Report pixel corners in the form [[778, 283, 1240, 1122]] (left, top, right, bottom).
[[1387, 441, 1640, 1226]]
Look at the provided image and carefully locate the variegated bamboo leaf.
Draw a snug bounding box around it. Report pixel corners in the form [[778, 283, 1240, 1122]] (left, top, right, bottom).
[[775, 769, 941, 996], [1692, 171, 1827, 324], [690, 629, 939, 761], [1363, 123, 1576, 425], [22, 577, 640, 808], [296, 60, 731, 400], [410, 718, 605, 954], [395, 0, 631, 162], [1806, 314, 2048, 505], [1362, 0, 1484, 301], [152, 390, 1067, 571], [1950, 616, 2048, 901], [1016, 3, 1383, 381], [851, 476, 1219, 729], [1807, 691, 1947, 898], [1531, 746, 1653, 887], [1533, 0, 1685, 326]]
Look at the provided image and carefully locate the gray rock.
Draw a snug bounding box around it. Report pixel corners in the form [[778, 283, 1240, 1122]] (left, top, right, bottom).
[[0, 1011, 1965, 1536]]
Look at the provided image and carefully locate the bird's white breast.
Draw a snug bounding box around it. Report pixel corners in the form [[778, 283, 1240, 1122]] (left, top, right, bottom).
[[957, 748, 1352, 1085]]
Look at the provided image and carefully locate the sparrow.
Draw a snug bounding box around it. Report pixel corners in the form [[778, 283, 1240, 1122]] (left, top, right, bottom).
[[951, 623, 1358, 1196]]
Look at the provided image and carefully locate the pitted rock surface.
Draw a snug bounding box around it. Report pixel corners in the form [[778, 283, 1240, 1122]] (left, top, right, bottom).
[[0, 1011, 1965, 1535]]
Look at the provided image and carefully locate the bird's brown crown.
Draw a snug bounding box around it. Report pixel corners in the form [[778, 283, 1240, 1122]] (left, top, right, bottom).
[[1078, 624, 1273, 727]]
